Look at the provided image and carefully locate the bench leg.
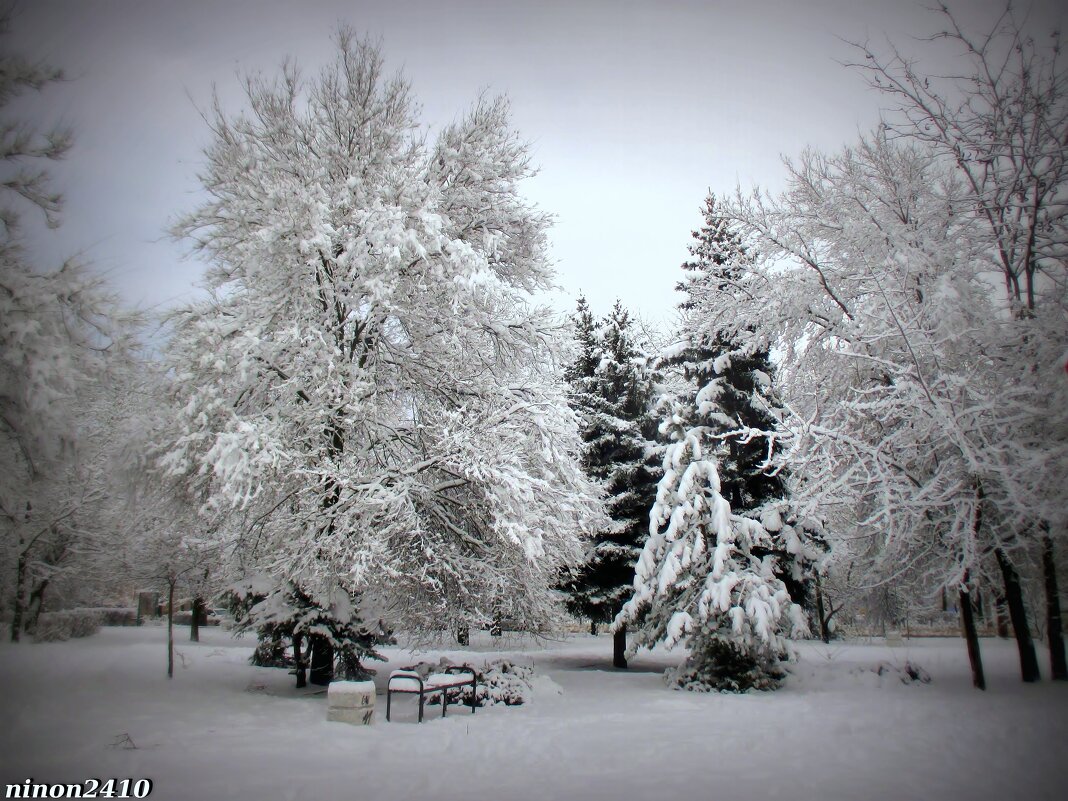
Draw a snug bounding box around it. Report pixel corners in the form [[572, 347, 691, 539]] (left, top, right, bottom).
[[470, 681, 476, 713], [418, 692, 425, 723], [442, 691, 448, 718], [386, 690, 392, 722]]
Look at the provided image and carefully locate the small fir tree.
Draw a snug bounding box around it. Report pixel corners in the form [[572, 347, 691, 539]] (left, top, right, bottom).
[[232, 576, 383, 687], [562, 298, 658, 668]]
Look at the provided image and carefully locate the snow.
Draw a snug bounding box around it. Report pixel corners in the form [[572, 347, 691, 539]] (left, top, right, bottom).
[[1, 626, 1066, 800], [327, 680, 375, 697]]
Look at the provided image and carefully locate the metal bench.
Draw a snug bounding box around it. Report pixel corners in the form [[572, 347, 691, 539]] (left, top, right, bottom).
[[386, 665, 477, 722]]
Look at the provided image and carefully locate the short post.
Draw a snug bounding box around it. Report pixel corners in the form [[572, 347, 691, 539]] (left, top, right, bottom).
[[326, 680, 376, 725]]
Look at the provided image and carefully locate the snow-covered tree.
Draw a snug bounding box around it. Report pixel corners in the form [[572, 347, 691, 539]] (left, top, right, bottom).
[[159, 31, 596, 678], [230, 576, 382, 687], [619, 429, 808, 691], [561, 298, 657, 667], [842, 1, 1068, 682], [0, 16, 134, 640], [662, 194, 792, 536], [131, 501, 220, 679], [721, 128, 1068, 688], [616, 199, 811, 691]]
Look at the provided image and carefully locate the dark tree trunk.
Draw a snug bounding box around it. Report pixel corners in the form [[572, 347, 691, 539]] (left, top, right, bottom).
[[456, 625, 469, 646], [613, 624, 628, 669], [10, 551, 27, 642], [25, 578, 49, 635], [190, 596, 205, 642], [1041, 533, 1067, 681], [490, 611, 502, 638], [590, 619, 598, 636], [959, 571, 986, 691], [996, 548, 1041, 682], [994, 594, 1010, 638], [309, 635, 334, 686], [293, 632, 306, 688], [815, 573, 830, 643], [940, 585, 947, 613], [167, 581, 175, 679]]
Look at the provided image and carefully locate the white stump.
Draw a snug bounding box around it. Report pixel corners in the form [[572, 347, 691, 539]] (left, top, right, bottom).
[[327, 680, 376, 725]]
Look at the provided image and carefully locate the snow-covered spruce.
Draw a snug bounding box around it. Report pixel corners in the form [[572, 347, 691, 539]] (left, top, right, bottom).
[[613, 195, 811, 691], [618, 431, 807, 692], [157, 31, 598, 681], [231, 577, 383, 684], [559, 298, 658, 667]]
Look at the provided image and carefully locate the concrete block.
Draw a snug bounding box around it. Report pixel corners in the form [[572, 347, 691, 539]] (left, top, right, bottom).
[[327, 680, 376, 708], [327, 705, 375, 725], [327, 680, 376, 725]]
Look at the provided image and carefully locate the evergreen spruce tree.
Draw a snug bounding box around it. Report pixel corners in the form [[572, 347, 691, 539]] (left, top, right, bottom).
[[618, 195, 811, 690], [233, 577, 383, 687], [562, 298, 658, 668], [665, 194, 787, 518]]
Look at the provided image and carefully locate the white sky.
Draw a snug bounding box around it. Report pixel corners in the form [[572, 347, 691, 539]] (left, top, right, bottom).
[[9, 0, 1066, 328]]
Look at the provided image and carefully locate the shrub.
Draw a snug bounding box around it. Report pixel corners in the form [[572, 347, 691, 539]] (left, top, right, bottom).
[[33, 609, 103, 642], [666, 636, 786, 693], [417, 657, 535, 707]]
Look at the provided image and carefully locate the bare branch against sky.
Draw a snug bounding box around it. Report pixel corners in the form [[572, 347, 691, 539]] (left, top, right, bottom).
[[7, 0, 1066, 324]]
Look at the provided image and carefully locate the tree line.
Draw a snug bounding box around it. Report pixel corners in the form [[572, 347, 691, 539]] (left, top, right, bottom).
[[2, 5, 1064, 692]]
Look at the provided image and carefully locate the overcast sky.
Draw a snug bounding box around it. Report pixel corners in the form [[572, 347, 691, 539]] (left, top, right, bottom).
[[9, 0, 1066, 329]]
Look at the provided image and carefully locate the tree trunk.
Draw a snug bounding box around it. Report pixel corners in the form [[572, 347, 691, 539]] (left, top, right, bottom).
[[959, 571, 986, 690], [293, 632, 306, 689], [167, 580, 175, 679], [994, 594, 1010, 638], [10, 551, 27, 642], [996, 548, 1041, 682], [309, 635, 334, 686], [1042, 533, 1067, 681], [25, 578, 50, 635], [190, 596, 204, 642], [590, 619, 598, 636], [456, 624, 469, 646], [490, 611, 502, 638], [613, 624, 628, 669], [815, 573, 830, 643]]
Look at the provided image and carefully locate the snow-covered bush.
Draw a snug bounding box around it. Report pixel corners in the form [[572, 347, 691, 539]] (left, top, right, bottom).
[[666, 635, 786, 693], [33, 609, 103, 642], [413, 657, 534, 707], [471, 659, 534, 706]]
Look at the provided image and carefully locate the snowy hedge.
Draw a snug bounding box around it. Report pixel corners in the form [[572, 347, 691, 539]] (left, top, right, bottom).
[[33, 609, 103, 642]]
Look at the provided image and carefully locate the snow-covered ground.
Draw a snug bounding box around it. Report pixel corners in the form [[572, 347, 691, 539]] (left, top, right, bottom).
[[1, 626, 1065, 800]]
